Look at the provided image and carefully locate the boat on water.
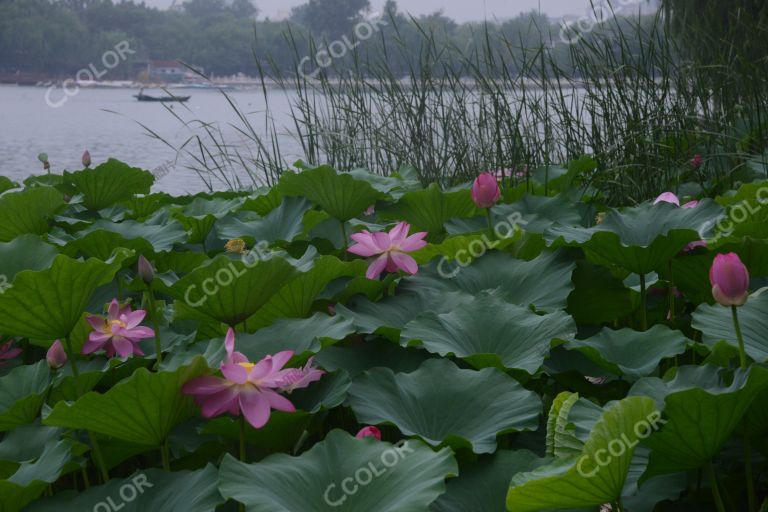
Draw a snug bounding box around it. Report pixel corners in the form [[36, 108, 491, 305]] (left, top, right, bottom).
[[134, 89, 190, 102]]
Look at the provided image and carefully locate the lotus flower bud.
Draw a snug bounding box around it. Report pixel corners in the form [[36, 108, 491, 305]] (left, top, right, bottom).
[[82, 150, 91, 168], [709, 253, 750, 307], [471, 172, 501, 209], [355, 426, 382, 440], [47, 340, 68, 369], [137, 255, 155, 285]]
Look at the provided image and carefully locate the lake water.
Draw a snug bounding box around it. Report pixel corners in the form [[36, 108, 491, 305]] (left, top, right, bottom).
[[0, 85, 302, 194]]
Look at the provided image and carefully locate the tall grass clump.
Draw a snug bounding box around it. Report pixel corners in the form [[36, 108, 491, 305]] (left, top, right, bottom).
[[163, 2, 768, 204]]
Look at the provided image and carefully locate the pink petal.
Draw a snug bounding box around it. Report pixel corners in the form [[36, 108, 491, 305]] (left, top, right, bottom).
[[239, 391, 272, 428], [86, 316, 106, 331], [399, 232, 428, 252], [653, 192, 680, 206], [122, 310, 147, 329], [389, 252, 419, 274], [199, 387, 241, 418], [366, 254, 389, 280], [372, 232, 391, 252], [107, 299, 122, 321], [122, 326, 155, 340], [221, 363, 249, 385], [224, 328, 236, 361], [349, 231, 382, 257], [264, 390, 296, 412], [682, 200, 699, 209], [269, 351, 294, 372], [244, 358, 273, 381], [388, 222, 410, 246], [112, 337, 137, 358], [182, 376, 231, 396], [82, 337, 106, 355]]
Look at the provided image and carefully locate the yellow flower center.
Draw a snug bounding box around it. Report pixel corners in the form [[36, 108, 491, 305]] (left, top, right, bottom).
[[238, 362, 256, 374]]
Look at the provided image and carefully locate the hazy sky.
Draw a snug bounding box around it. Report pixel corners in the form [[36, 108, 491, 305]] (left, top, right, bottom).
[[150, 0, 618, 21]]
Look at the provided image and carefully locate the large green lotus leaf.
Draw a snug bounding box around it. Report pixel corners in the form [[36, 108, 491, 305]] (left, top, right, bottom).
[[218, 430, 457, 512], [166, 253, 298, 326], [65, 229, 154, 261], [0, 235, 59, 281], [545, 200, 723, 274], [25, 465, 224, 512], [401, 292, 575, 373], [215, 197, 312, 244], [403, 250, 575, 312], [236, 313, 355, 361], [335, 289, 475, 340], [629, 365, 768, 476], [380, 183, 477, 235], [173, 196, 244, 244], [410, 233, 521, 268], [0, 438, 80, 512], [44, 358, 208, 446], [692, 293, 768, 362], [241, 186, 283, 215], [316, 339, 434, 378], [347, 359, 541, 454], [0, 362, 50, 432], [76, 219, 188, 253], [279, 166, 385, 221], [244, 256, 365, 331], [63, 159, 154, 210], [348, 166, 422, 199], [567, 260, 637, 325], [431, 449, 546, 512], [494, 194, 585, 234], [0, 176, 17, 194], [0, 186, 64, 242], [565, 325, 690, 380], [0, 252, 128, 340], [505, 396, 657, 511]]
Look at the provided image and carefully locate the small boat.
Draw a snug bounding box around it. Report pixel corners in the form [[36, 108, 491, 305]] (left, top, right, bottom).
[[134, 89, 190, 103]]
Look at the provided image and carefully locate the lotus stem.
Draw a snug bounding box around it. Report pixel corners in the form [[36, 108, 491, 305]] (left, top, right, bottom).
[[708, 463, 726, 512], [161, 438, 171, 472], [63, 336, 110, 484], [239, 417, 246, 512], [639, 273, 648, 331], [340, 220, 348, 259], [146, 287, 163, 368], [485, 208, 495, 240], [667, 260, 675, 322], [731, 306, 748, 370]]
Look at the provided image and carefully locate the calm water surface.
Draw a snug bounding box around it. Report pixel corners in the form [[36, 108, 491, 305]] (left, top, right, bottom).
[[0, 85, 301, 194]]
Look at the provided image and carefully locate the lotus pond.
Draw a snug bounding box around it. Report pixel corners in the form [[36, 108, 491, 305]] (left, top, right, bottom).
[[0, 158, 767, 512]]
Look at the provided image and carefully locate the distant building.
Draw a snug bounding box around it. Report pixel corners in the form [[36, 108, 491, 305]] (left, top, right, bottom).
[[149, 60, 186, 82]]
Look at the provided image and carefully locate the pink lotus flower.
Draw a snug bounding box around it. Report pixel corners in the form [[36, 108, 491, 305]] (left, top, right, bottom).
[[47, 340, 68, 369], [690, 154, 702, 169], [471, 172, 501, 208], [364, 205, 376, 216], [356, 426, 382, 440], [183, 329, 322, 429], [710, 253, 750, 307], [83, 299, 155, 358], [653, 192, 698, 209], [82, 150, 91, 168], [0, 340, 22, 365], [348, 222, 428, 280]]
